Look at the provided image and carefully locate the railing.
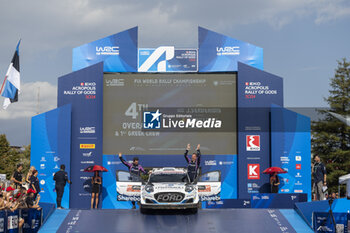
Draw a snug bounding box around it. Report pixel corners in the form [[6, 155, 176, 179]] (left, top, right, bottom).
[[0, 208, 43, 233]]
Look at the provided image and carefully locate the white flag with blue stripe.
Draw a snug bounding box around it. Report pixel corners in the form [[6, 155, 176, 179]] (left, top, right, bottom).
[[0, 40, 20, 109]]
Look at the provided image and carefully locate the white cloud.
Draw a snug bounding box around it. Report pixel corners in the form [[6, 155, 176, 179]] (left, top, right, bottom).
[[0, 81, 57, 119]]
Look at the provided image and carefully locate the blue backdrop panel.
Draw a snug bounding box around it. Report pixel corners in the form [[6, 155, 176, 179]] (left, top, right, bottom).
[[102, 154, 237, 209], [271, 106, 311, 200], [198, 27, 263, 72], [237, 62, 283, 199], [295, 198, 350, 228], [31, 104, 71, 207], [57, 62, 103, 209], [72, 27, 138, 72]]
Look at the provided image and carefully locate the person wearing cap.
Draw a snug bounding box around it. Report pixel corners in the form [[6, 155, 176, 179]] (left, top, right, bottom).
[[118, 152, 148, 209], [11, 164, 23, 189], [26, 189, 41, 210], [5, 186, 15, 202], [53, 164, 72, 209]]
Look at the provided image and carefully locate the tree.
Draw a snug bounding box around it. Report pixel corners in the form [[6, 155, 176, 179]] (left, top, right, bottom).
[[312, 58, 350, 196], [0, 134, 31, 180]]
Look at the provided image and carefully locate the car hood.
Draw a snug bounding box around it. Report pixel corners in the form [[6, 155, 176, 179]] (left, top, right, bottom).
[[151, 183, 187, 191]]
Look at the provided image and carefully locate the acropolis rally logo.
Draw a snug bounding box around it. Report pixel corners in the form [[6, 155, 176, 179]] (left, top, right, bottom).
[[246, 135, 260, 151], [143, 109, 222, 129]]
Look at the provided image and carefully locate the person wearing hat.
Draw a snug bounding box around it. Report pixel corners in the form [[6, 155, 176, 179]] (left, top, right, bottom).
[[5, 186, 15, 202], [118, 152, 148, 209], [26, 189, 41, 210]]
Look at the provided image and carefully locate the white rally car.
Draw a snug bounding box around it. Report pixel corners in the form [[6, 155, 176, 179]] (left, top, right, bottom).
[[116, 167, 221, 213]]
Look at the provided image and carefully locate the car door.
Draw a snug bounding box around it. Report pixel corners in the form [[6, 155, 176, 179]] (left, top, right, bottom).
[[116, 170, 141, 202], [197, 170, 221, 201]]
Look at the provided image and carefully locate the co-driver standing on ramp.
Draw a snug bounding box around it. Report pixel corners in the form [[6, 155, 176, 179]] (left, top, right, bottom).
[[184, 144, 201, 182]]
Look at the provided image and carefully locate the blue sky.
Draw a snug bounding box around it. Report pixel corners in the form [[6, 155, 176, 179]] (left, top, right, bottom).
[[0, 0, 349, 145]]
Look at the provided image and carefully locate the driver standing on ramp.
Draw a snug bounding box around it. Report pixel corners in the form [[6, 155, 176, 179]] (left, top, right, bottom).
[[119, 152, 148, 209], [184, 144, 201, 182]]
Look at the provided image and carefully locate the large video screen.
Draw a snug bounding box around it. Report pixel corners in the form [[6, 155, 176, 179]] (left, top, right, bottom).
[[103, 73, 237, 155]]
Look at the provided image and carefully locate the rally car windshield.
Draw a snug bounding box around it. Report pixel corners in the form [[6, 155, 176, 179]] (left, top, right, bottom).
[[149, 173, 189, 183]]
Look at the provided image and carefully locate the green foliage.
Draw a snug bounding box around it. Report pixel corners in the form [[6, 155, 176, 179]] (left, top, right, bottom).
[[0, 134, 30, 180], [312, 58, 350, 196]]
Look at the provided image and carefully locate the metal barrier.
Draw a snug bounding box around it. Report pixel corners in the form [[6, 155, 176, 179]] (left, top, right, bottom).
[[0, 208, 42, 233]]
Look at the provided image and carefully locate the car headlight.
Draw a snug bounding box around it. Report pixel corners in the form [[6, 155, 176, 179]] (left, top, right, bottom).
[[185, 185, 194, 193], [145, 185, 154, 193]]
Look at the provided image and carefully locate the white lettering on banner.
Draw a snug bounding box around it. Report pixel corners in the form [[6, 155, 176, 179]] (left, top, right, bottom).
[[200, 195, 221, 201], [96, 46, 119, 55], [106, 79, 124, 87], [63, 82, 97, 99], [205, 160, 217, 166], [139, 46, 175, 72], [162, 118, 222, 129], [244, 82, 278, 99], [80, 127, 96, 134], [216, 46, 240, 56], [80, 161, 94, 164], [117, 195, 140, 201]]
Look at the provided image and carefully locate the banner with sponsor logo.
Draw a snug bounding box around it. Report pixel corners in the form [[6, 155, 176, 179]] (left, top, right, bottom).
[[251, 193, 307, 209], [237, 62, 283, 199], [6, 210, 18, 233], [198, 27, 263, 72], [271, 106, 311, 200], [103, 73, 237, 156], [31, 104, 71, 207], [313, 212, 349, 233], [102, 154, 237, 209], [72, 27, 138, 72], [138, 47, 197, 72], [58, 62, 103, 209], [21, 208, 42, 233]]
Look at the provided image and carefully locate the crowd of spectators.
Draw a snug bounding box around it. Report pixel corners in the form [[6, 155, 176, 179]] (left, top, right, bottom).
[[0, 164, 41, 230]]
